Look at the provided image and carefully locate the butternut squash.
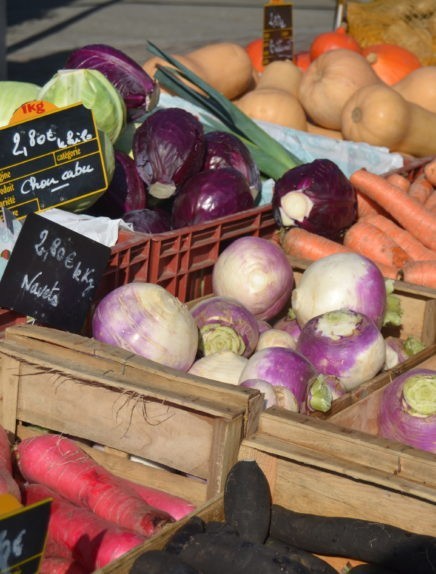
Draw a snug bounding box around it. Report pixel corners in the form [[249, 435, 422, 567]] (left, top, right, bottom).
[[306, 122, 343, 140], [298, 49, 380, 130], [143, 42, 255, 100], [393, 66, 436, 114], [341, 82, 436, 157], [256, 59, 302, 97], [187, 42, 255, 100], [235, 87, 307, 131]]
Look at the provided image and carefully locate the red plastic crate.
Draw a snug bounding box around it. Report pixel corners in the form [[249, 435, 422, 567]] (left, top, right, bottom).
[[143, 204, 276, 302]]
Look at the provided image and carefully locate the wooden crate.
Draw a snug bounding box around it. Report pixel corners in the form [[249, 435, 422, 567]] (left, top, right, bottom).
[[96, 407, 436, 573], [0, 324, 264, 503]]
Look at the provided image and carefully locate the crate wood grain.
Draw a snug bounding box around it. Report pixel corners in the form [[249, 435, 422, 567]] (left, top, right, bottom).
[[0, 329, 263, 500], [0, 324, 264, 438], [95, 408, 436, 573]]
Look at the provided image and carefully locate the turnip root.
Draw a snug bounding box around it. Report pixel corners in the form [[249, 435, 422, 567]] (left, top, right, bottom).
[[15, 434, 173, 537], [24, 482, 146, 571]]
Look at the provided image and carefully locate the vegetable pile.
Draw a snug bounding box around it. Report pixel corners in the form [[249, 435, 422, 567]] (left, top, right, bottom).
[[130, 459, 436, 574], [91, 241, 427, 425], [0, 430, 195, 573]]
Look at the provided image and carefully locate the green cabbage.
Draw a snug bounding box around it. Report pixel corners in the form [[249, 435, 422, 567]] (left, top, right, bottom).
[[37, 69, 126, 143], [0, 81, 41, 127]]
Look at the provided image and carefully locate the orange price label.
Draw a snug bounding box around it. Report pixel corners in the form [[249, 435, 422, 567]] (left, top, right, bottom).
[[8, 100, 59, 125]]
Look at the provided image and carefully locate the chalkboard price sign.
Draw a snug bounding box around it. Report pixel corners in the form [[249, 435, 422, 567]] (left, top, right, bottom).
[[0, 212, 111, 333], [0, 498, 51, 574], [0, 103, 109, 219], [263, 0, 294, 67]]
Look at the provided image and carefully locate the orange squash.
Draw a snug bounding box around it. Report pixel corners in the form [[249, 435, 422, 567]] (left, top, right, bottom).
[[245, 37, 264, 73], [298, 49, 380, 130], [309, 26, 361, 61], [393, 66, 436, 113], [363, 44, 422, 85], [341, 82, 436, 157]]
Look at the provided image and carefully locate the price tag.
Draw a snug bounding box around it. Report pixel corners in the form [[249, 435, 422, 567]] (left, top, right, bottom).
[[263, 0, 294, 67], [0, 497, 51, 574], [0, 102, 109, 219], [0, 212, 111, 333]]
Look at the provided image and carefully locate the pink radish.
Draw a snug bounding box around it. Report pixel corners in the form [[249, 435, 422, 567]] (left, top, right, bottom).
[[15, 434, 173, 537], [24, 482, 146, 570]]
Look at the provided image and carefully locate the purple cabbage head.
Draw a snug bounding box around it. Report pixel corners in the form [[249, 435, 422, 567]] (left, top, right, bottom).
[[272, 158, 357, 241], [171, 167, 254, 228], [122, 207, 172, 234], [88, 150, 146, 218], [133, 107, 206, 201], [65, 43, 159, 121], [202, 131, 262, 200]]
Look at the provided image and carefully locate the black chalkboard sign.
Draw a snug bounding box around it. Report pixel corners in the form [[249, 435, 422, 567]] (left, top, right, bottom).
[[263, 1, 294, 66], [0, 212, 111, 333], [0, 103, 108, 219], [0, 498, 51, 574]]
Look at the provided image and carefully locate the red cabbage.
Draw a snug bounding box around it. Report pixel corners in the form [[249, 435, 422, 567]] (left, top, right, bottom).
[[171, 167, 254, 228], [133, 107, 206, 200], [88, 150, 146, 218], [122, 208, 172, 234], [202, 131, 262, 200], [65, 43, 159, 121], [272, 158, 357, 241]]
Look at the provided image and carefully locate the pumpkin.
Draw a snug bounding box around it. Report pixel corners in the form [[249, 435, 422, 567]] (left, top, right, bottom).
[[341, 83, 436, 157], [363, 44, 422, 85], [309, 26, 361, 61], [256, 60, 302, 97], [143, 42, 255, 100], [293, 50, 311, 71], [298, 49, 380, 130], [245, 37, 264, 73], [235, 88, 308, 131], [393, 66, 436, 114]]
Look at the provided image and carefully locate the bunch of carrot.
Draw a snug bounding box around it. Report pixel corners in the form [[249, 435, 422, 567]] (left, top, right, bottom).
[[281, 157, 436, 289]]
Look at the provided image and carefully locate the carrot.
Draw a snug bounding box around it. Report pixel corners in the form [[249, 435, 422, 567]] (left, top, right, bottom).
[[14, 434, 173, 537], [407, 174, 433, 204], [424, 189, 436, 213], [355, 189, 388, 218], [400, 260, 436, 289], [423, 157, 436, 186], [350, 168, 436, 250], [343, 220, 410, 268], [362, 213, 436, 261], [385, 172, 410, 193], [24, 482, 146, 571], [281, 227, 352, 261]]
